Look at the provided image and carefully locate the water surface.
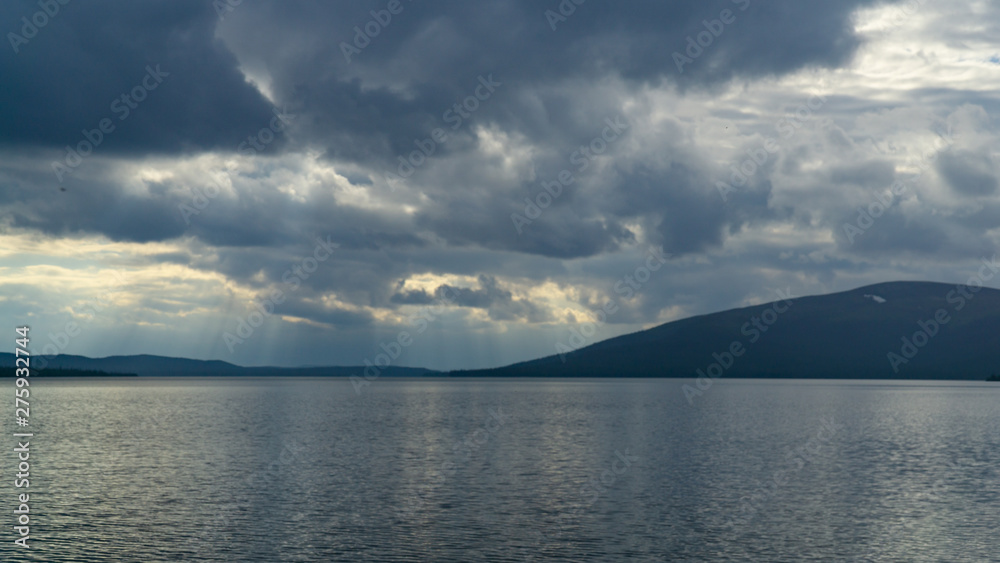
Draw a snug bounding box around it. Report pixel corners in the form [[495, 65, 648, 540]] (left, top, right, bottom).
[[2, 377, 998, 561]]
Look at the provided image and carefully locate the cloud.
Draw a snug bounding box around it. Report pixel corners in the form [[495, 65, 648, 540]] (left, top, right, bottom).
[[390, 275, 550, 323], [937, 149, 998, 196], [211, 0, 897, 170], [390, 288, 434, 306], [3, 0, 1000, 371], [0, 0, 280, 156]]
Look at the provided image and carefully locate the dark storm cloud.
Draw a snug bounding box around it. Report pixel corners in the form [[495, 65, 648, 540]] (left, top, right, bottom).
[[208, 0, 894, 260], [388, 274, 549, 321], [1, 0, 898, 255], [217, 0, 898, 170], [275, 300, 375, 329], [3, 168, 187, 242], [437, 275, 508, 308], [389, 289, 434, 305], [837, 203, 1000, 261], [434, 275, 549, 322], [414, 194, 629, 260], [0, 158, 426, 250], [0, 0, 279, 155], [585, 149, 785, 256], [937, 149, 998, 196], [9, 0, 975, 361], [605, 162, 730, 255], [837, 209, 948, 255]]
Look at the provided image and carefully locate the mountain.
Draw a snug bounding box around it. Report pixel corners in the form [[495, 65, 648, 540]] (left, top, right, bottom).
[[5, 281, 998, 380], [0, 368, 137, 377], [449, 281, 1000, 380], [0, 353, 436, 378]]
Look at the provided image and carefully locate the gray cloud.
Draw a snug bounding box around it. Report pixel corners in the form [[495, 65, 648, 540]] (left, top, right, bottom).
[[937, 149, 998, 196], [389, 275, 550, 323], [0, 0, 279, 156], [212, 0, 898, 170], [5, 0, 1000, 371]]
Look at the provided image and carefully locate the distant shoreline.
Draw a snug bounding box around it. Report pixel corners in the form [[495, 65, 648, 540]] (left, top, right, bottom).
[[4, 372, 1000, 382]]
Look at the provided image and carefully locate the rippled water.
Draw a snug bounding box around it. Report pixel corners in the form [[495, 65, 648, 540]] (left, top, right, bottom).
[[1, 377, 998, 561]]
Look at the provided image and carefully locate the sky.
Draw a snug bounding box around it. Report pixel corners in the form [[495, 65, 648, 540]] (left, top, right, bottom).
[[1, 0, 999, 371]]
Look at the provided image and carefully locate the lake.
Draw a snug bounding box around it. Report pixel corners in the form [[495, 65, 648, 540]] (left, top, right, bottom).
[[2, 377, 998, 561]]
